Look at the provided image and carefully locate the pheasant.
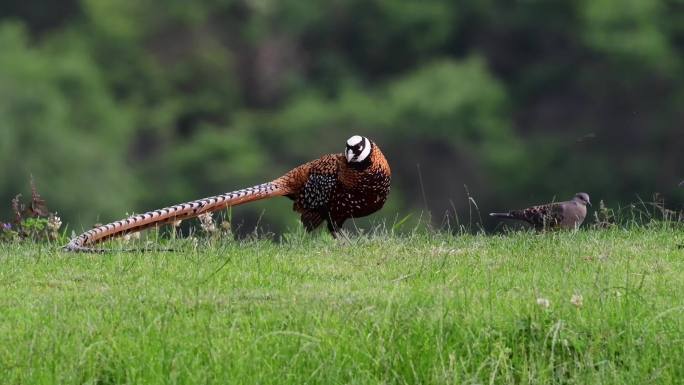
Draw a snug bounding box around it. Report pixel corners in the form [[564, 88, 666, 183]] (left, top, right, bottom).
[[64, 135, 391, 252], [489, 192, 591, 230]]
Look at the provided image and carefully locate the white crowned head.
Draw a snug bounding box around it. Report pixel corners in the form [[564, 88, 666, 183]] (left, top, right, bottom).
[[345, 135, 372, 163]]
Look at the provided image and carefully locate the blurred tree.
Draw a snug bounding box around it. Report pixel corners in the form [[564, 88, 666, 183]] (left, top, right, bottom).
[[0, 0, 682, 233], [0, 0, 80, 35], [0, 23, 138, 227]]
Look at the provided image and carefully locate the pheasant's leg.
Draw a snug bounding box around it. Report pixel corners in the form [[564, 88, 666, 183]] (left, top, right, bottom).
[[326, 215, 348, 239], [326, 218, 338, 238]]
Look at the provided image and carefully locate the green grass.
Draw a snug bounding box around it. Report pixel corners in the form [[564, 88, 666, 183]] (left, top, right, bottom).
[[1, 225, 684, 384]]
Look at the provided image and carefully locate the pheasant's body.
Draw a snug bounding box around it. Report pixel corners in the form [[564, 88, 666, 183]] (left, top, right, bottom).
[[64, 136, 390, 251], [286, 148, 391, 232]]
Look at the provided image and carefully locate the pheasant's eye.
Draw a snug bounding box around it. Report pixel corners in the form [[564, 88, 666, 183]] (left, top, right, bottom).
[[348, 143, 362, 156]]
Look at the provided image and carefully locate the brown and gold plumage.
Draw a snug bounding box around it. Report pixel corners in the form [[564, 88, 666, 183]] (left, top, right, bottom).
[[64, 135, 390, 252]]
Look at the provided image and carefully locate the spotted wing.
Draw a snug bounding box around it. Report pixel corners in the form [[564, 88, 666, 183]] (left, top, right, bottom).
[[299, 172, 337, 210], [512, 203, 563, 229]]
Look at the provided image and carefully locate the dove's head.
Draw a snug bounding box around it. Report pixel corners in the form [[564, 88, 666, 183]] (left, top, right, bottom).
[[573, 192, 591, 207]]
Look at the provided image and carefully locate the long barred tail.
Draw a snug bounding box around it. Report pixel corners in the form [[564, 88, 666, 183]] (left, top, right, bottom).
[[64, 182, 286, 252]]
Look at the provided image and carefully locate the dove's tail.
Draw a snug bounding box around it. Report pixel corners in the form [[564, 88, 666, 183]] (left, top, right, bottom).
[[489, 212, 515, 219]]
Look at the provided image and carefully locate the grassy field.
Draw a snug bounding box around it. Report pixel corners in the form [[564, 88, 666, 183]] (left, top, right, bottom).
[[1, 225, 683, 384]]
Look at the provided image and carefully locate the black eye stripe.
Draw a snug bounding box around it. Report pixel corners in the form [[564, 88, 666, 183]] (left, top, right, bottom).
[[346, 142, 364, 156]]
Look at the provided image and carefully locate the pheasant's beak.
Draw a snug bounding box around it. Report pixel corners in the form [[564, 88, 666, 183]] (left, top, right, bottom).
[[346, 149, 355, 163], [587, 201, 592, 207]]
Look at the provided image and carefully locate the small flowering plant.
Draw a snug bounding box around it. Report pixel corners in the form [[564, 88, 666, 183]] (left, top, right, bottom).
[[198, 212, 217, 234], [195, 211, 233, 242], [536, 297, 551, 309], [1, 178, 63, 243], [570, 294, 583, 308], [0, 222, 19, 242]]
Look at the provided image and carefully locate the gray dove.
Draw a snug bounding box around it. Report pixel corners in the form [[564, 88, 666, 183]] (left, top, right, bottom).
[[489, 192, 591, 230]]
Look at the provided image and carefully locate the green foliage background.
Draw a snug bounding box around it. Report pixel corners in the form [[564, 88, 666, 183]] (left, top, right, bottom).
[[1, 0, 682, 233]]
